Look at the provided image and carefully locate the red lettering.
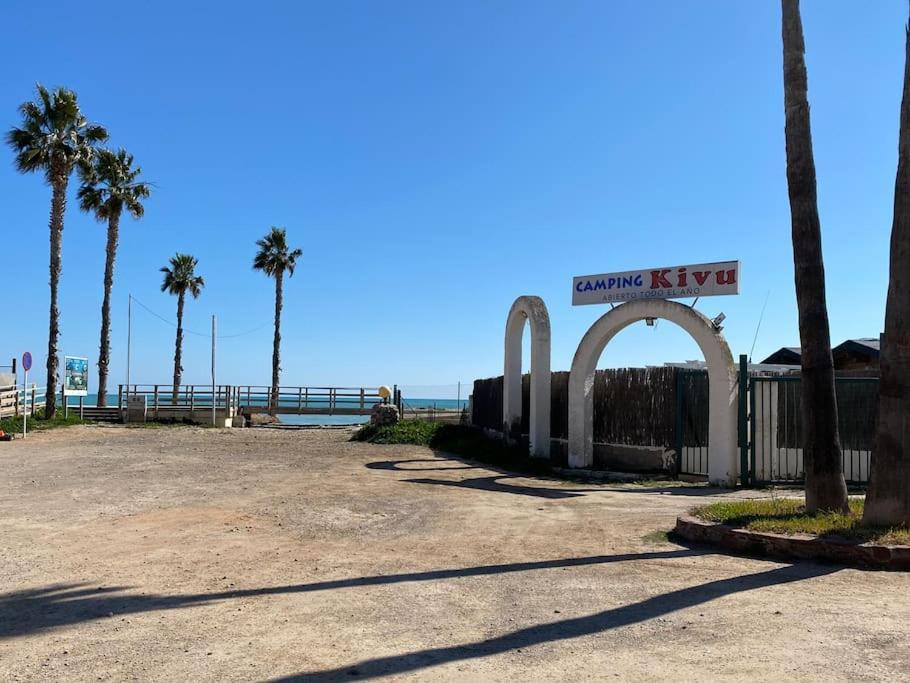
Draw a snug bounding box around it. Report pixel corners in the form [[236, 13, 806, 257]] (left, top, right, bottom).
[[716, 269, 737, 285], [676, 268, 688, 287], [650, 269, 672, 289], [693, 271, 711, 286]]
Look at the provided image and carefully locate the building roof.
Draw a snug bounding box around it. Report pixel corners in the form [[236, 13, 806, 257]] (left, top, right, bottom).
[[759, 346, 801, 365], [832, 338, 880, 364], [836, 338, 880, 354], [760, 338, 881, 367]]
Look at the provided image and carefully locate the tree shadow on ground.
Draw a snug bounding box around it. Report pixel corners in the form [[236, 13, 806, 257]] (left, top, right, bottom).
[[369, 454, 731, 500], [270, 560, 841, 681], [403, 474, 603, 499], [366, 458, 478, 472], [0, 549, 707, 640]]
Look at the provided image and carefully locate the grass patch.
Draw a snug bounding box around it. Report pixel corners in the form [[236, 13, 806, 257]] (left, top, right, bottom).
[[642, 530, 671, 544], [694, 497, 910, 545], [353, 421, 552, 475], [0, 410, 84, 435], [127, 417, 216, 428], [625, 478, 696, 488]]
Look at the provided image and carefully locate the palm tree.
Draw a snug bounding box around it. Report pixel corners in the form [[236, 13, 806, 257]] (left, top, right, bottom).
[[781, 0, 848, 513], [78, 149, 150, 407], [864, 16, 910, 527], [6, 84, 108, 418], [253, 227, 302, 412], [160, 254, 204, 403]]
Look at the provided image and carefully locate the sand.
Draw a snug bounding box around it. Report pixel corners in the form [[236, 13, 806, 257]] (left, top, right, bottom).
[[1, 424, 908, 681]]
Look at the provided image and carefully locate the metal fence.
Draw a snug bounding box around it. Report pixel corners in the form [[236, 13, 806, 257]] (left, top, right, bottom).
[[676, 370, 709, 477], [749, 375, 877, 484], [118, 384, 236, 412], [233, 385, 384, 415]]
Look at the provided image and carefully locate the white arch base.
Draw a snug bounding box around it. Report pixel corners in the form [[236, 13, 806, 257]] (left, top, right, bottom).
[[567, 299, 738, 486], [504, 296, 551, 458]]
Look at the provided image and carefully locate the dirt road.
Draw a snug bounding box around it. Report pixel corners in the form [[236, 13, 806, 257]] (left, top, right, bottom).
[[1, 425, 908, 681]]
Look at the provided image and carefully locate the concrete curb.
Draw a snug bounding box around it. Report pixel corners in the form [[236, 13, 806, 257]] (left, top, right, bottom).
[[674, 512, 910, 571]]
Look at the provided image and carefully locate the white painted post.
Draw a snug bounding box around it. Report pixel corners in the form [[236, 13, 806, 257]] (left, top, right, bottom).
[[22, 368, 28, 438]]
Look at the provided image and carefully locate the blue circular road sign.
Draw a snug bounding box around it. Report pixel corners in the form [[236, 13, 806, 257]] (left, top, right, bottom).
[[21, 352, 32, 372]]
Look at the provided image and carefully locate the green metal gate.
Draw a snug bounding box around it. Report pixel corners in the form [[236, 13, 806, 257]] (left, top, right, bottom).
[[738, 354, 877, 486], [675, 369, 709, 477]]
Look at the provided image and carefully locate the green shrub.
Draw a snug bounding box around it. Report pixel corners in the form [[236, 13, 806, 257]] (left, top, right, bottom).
[[352, 420, 442, 445], [352, 420, 551, 475]]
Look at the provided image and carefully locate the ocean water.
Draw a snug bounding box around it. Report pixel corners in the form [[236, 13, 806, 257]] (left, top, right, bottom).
[[69, 393, 466, 426]]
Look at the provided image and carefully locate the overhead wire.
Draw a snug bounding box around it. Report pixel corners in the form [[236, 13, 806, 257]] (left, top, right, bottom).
[[129, 295, 271, 340]]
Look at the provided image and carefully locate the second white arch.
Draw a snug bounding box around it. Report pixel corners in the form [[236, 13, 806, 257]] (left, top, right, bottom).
[[567, 299, 737, 485]]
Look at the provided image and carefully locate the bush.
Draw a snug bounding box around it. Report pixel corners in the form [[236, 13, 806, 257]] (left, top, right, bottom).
[[352, 420, 551, 475], [352, 420, 442, 445]]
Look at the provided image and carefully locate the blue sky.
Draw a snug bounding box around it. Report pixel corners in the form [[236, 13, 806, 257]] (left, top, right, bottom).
[[1, 1, 906, 398]]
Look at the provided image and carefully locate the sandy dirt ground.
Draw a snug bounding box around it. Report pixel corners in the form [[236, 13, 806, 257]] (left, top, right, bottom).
[[1, 425, 909, 682]]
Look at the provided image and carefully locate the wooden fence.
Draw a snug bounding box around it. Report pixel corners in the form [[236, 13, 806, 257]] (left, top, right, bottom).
[[0, 384, 46, 419], [472, 367, 708, 448]]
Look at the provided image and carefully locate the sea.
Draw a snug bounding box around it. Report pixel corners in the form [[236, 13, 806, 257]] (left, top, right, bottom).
[[74, 394, 467, 426]]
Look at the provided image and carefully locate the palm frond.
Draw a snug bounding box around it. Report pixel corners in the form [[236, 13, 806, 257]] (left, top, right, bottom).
[[78, 147, 150, 224], [6, 84, 107, 181], [253, 226, 303, 279], [161, 254, 204, 298]]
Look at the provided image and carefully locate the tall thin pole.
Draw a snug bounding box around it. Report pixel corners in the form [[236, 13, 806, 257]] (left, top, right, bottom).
[[126, 294, 132, 392], [22, 367, 28, 439], [211, 314, 216, 427]]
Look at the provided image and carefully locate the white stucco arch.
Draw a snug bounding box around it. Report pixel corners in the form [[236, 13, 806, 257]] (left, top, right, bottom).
[[504, 296, 551, 458], [567, 299, 737, 485]]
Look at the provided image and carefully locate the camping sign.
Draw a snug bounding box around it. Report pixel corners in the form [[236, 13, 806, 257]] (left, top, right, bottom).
[[572, 260, 740, 306]]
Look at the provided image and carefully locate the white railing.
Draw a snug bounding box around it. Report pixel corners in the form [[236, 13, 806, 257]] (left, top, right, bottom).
[[0, 384, 48, 419]]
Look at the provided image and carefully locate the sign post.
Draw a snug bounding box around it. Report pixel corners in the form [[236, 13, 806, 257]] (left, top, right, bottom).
[[21, 352, 32, 438], [63, 356, 89, 419]]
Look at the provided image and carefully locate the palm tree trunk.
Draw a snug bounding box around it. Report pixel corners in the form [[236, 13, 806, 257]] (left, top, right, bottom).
[[271, 272, 283, 414], [96, 212, 120, 408], [781, 0, 848, 513], [172, 291, 185, 405], [44, 167, 68, 419], [864, 22, 910, 526]]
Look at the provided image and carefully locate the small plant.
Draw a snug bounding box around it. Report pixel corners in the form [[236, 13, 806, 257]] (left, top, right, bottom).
[[642, 530, 671, 544]]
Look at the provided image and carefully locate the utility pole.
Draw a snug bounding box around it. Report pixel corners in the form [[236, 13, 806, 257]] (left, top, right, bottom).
[[211, 314, 216, 427], [126, 294, 132, 394]]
